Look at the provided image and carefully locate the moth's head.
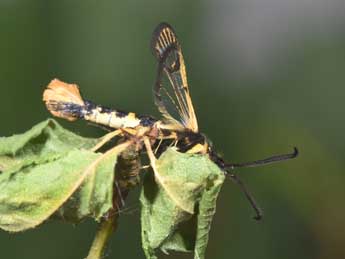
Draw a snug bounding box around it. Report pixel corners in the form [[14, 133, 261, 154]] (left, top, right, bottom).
[[206, 143, 227, 171]]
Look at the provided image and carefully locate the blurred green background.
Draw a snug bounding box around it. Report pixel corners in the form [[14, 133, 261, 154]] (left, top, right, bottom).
[[1, 1, 345, 259]]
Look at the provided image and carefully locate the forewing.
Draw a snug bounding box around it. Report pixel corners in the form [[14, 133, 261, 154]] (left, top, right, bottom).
[[151, 23, 199, 132]]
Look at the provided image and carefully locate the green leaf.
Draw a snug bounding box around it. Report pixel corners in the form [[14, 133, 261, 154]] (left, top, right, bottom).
[[52, 148, 117, 224], [0, 119, 119, 232], [140, 148, 225, 259]]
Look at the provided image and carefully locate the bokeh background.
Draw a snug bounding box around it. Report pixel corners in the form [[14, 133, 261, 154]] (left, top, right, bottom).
[[1, 1, 345, 259]]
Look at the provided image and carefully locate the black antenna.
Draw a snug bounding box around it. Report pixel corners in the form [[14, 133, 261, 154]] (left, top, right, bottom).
[[225, 147, 298, 169], [227, 173, 263, 220]]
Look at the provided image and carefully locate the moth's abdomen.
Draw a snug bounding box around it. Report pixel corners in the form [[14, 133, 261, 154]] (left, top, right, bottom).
[[43, 79, 154, 129], [83, 101, 142, 128]]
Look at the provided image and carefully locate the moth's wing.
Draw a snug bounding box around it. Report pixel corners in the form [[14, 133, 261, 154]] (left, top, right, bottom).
[[151, 23, 199, 132]]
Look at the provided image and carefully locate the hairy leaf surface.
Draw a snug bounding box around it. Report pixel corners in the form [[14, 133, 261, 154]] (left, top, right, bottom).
[[140, 148, 225, 259], [0, 119, 118, 232]]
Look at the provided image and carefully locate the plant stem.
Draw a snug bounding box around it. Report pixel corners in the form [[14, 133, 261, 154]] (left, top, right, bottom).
[[86, 215, 117, 259]]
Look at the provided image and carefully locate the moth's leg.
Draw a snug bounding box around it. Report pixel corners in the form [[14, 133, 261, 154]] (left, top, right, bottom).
[[91, 129, 122, 152], [143, 137, 168, 188], [163, 139, 178, 149], [140, 165, 150, 170], [154, 138, 164, 154], [143, 137, 157, 169], [114, 180, 126, 210]]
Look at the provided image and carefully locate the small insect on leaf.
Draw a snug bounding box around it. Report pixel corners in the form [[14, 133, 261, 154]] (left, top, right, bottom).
[[0, 119, 124, 231], [1, 21, 297, 259]]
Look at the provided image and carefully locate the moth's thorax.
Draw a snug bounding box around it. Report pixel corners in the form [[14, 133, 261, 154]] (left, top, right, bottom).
[[175, 131, 208, 154]]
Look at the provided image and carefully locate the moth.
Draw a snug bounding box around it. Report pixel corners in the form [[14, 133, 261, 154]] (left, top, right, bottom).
[[43, 22, 298, 219]]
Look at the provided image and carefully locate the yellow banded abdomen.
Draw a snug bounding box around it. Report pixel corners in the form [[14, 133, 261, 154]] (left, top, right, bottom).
[[83, 103, 142, 129]]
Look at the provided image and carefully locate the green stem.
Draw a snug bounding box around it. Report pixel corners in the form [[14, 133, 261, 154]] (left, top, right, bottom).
[[86, 215, 117, 259]]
